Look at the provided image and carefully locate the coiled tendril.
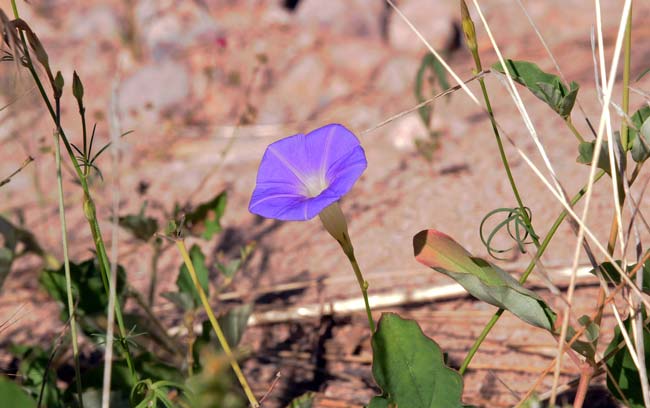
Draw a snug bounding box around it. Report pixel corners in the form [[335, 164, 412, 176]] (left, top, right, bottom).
[[479, 207, 538, 260]]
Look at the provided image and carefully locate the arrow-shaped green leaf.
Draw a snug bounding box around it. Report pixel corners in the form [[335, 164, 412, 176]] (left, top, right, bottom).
[[413, 230, 556, 332]]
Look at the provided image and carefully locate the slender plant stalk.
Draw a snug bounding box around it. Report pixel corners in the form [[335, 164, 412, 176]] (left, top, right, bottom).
[[319, 202, 375, 332], [460, 0, 541, 249], [175, 240, 259, 408], [128, 286, 183, 358], [9, 0, 137, 380], [459, 170, 607, 374], [566, 117, 586, 143], [578, 8, 637, 406], [148, 239, 162, 306], [54, 129, 84, 408], [342, 240, 376, 333], [185, 311, 196, 377], [457, 0, 597, 376]]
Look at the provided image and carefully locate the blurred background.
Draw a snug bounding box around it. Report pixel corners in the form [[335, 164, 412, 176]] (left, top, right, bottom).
[[1, 0, 649, 406]]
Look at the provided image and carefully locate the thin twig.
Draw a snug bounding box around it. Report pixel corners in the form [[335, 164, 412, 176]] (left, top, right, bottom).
[[0, 156, 33, 188], [258, 372, 281, 405], [101, 76, 122, 408]]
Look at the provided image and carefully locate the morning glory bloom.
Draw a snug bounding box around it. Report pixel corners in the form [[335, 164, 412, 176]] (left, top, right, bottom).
[[249, 123, 375, 331], [249, 123, 367, 222]]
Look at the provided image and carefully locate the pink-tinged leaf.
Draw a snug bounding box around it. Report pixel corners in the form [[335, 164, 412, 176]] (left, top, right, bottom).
[[413, 229, 557, 332], [413, 230, 481, 275]]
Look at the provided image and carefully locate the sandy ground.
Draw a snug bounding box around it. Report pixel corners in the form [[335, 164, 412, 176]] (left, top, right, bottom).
[[1, 0, 650, 406]]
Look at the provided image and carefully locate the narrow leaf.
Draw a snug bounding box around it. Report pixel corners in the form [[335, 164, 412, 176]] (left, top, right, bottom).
[[176, 244, 209, 308], [413, 230, 556, 331], [492, 59, 579, 118], [286, 392, 315, 408], [183, 191, 228, 240], [0, 376, 37, 408], [605, 311, 650, 408], [576, 140, 611, 174], [630, 106, 650, 162], [118, 213, 158, 242]]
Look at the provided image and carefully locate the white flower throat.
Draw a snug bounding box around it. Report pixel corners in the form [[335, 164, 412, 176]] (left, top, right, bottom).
[[303, 173, 329, 197]]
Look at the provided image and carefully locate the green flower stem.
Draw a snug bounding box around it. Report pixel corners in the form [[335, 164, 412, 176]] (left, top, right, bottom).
[[566, 117, 586, 143], [175, 240, 259, 408], [459, 170, 607, 375], [148, 239, 162, 307], [10, 0, 137, 381], [461, 1, 540, 249], [54, 130, 84, 408], [319, 202, 375, 332]]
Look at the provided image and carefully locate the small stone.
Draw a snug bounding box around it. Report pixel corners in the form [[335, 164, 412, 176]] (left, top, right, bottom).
[[388, 0, 457, 53], [258, 53, 327, 123], [294, 0, 385, 38], [71, 5, 120, 40], [118, 60, 190, 127], [135, 0, 221, 60], [324, 42, 387, 79], [375, 56, 419, 95], [386, 114, 430, 151]]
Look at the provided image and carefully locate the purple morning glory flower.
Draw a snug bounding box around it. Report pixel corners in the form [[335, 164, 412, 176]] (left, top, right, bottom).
[[249, 123, 367, 221]]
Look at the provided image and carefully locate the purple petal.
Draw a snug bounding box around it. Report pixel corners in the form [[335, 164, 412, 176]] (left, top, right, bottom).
[[304, 124, 363, 177], [325, 145, 367, 198], [249, 123, 366, 221]]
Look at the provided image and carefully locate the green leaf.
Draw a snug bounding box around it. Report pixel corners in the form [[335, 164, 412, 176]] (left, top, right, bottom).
[[588, 259, 650, 293], [0, 376, 37, 408], [183, 191, 227, 240], [368, 313, 464, 408], [637, 67, 650, 82], [218, 304, 252, 348], [193, 304, 252, 371], [216, 259, 241, 280], [492, 59, 579, 118], [215, 242, 255, 281], [578, 315, 599, 343], [605, 310, 650, 407], [0, 215, 46, 291], [414, 53, 450, 127], [176, 244, 209, 308], [119, 213, 158, 242], [629, 106, 650, 162], [8, 345, 62, 407], [413, 230, 556, 331], [286, 392, 315, 408], [39, 259, 127, 320], [576, 140, 612, 174]]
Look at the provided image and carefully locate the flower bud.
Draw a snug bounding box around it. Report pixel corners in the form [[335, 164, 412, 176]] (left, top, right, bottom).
[[83, 195, 96, 221], [460, 0, 478, 54], [72, 71, 84, 105], [53, 71, 64, 99], [318, 202, 352, 253]]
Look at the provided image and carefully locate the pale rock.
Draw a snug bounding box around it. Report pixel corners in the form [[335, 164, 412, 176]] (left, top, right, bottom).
[[135, 0, 221, 59], [324, 42, 386, 79], [318, 103, 382, 132], [374, 56, 419, 95], [294, 0, 385, 38], [71, 5, 120, 40], [388, 0, 457, 53], [262, 3, 292, 26], [387, 114, 429, 151], [118, 60, 190, 127], [258, 53, 327, 123], [325, 75, 352, 102]]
